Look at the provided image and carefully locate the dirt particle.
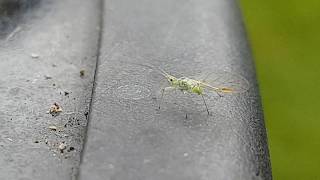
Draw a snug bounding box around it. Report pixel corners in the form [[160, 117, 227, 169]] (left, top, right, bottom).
[[44, 75, 52, 80], [80, 70, 85, 77], [34, 140, 39, 143], [48, 125, 57, 131], [64, 91, 69, 96], [67, 146, 75, 152], [59, 142, 66, 153], [84, 112, 89, 119], [31, 53, 40, 58], [48, 103, 62, 116]]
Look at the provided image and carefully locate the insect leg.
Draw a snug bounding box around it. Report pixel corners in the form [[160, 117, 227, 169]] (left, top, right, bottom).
[[159, 87, 175, 110], [201, 94, 210, 115], [216, 91, 223, 97], [159, 88, 165, 109]]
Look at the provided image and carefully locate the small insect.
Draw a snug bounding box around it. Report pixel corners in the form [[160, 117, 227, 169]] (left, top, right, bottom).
[[132, 63, 249, 116]]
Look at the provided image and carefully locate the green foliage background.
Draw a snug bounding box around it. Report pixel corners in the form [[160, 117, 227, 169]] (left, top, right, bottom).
[[239, 0, 320, 179]]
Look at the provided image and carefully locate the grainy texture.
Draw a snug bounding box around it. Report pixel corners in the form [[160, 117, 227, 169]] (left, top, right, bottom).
[[79, 0, 272, 180], [0, 0, 100, 179]]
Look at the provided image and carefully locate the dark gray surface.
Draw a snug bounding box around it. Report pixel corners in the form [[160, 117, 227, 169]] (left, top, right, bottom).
[[0, 0, 41, 38], [0, 0, 100, 179], [80, 0, 271, 180]]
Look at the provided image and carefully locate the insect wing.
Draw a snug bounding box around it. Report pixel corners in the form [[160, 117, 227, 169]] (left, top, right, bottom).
[[198, 71, 250, 94]]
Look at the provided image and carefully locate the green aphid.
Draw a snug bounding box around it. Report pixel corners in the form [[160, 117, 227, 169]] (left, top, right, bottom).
[[132, 63, 249, 115], [156, 66, 249, 115]]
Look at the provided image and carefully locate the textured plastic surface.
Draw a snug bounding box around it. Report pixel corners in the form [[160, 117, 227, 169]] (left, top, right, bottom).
[[79, 0, 272, 180], [0, 0, 271, 179]]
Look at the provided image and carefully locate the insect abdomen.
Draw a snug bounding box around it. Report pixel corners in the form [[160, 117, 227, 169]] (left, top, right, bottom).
[[191, 86, 203, 95]]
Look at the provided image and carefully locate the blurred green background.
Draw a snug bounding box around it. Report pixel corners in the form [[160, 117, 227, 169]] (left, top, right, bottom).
[[239, 0, 320, 179]]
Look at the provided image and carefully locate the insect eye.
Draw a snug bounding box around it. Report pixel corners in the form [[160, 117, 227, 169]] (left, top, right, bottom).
[[170, 79, 173, 81]]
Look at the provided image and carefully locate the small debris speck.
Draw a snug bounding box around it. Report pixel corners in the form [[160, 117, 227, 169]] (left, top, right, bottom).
[[34, 140, 39, 143], [67, 146, 75, 152], [48, 102, 62, 116], [31, 53, 40, 58], [59, 142, 66, 153], [44, 75, 52, 80], [64, 91, 69, 96], [48, 125, 57, 131], [80, 70, 85, 77]]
